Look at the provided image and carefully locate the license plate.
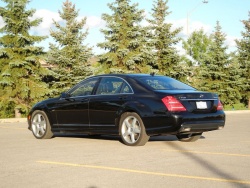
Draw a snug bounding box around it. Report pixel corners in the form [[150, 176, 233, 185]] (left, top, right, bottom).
[[196, 101, 207, 109]]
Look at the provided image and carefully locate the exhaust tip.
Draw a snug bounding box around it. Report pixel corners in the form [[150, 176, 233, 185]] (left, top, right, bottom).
[[218, 126, 224, 130]]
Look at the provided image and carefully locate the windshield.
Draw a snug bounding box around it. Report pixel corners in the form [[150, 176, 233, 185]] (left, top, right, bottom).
[[137, 76, 195, 90]]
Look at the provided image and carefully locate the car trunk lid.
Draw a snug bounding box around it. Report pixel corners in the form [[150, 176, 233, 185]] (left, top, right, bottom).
[[156, 90, 222, 113]]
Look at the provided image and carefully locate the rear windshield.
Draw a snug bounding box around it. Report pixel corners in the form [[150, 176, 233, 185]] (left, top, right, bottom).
[[136, 76, 195, 90]]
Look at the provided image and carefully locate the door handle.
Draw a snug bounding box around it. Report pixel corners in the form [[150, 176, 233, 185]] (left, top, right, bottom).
[[119, 96, 127, 100], [81, 98, 89, 102], [65, 98, 75, 102]]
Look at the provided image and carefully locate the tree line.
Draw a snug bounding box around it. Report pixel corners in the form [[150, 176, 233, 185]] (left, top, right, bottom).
[[0, 0, 249, 118]]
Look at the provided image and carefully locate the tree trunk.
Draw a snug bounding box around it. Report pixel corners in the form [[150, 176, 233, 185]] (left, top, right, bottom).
[[15, 108, 21, 118]]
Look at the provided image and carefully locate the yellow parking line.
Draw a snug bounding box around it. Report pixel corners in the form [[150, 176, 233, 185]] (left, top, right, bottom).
[[161, 149, 250, 157], [0, 126, 26, 130], [37, 160, 250, 185]]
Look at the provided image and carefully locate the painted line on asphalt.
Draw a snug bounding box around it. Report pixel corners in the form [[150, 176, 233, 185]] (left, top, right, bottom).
[[161, 149, 250, 157], [37, 160, 250, 185], [0, 126, 26, 130]]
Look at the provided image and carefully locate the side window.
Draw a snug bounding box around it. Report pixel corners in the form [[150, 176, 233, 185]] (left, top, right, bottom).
[[120, 83, 133, 94], [96, 77, 124, 95], [70, 78, 98, 97]]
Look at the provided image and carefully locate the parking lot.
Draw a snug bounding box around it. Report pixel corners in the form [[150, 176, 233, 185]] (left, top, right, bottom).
[[0, 111, 250, 188]]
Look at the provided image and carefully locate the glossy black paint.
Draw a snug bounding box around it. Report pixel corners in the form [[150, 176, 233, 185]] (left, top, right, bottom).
[[28, 74, 225, 137]]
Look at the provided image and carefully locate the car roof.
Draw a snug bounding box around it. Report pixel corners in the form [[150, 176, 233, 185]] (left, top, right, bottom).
[[96, 73, 160, 78]]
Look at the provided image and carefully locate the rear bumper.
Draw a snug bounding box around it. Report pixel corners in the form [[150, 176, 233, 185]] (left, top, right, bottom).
[[178, 120, 225, 133], [144, 110, 225, 136]]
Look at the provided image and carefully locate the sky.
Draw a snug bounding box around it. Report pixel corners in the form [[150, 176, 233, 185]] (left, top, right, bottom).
[[0, 0, 250, 55]]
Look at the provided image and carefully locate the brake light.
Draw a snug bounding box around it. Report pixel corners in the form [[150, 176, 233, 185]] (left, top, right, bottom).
[[217, 100, 223, 110], [162, 96, 186, 112]]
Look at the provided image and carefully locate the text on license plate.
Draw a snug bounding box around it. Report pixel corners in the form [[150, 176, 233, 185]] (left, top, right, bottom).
[[196, 101, 207, 109]]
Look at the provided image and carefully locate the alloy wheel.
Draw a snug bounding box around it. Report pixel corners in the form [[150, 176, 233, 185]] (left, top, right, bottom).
[[121, 115, 142, 144], [32, 113, 47, 138]]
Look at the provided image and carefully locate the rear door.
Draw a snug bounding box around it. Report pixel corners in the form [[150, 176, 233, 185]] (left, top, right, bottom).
[[89, 76, 133, 133]]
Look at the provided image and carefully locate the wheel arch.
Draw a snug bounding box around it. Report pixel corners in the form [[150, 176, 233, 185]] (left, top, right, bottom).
[[28, 106, 54, 129], [115, 102, 146, 128]]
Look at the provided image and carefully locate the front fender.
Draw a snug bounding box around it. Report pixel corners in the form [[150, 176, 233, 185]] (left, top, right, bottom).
[[28, 104, 57, 130]]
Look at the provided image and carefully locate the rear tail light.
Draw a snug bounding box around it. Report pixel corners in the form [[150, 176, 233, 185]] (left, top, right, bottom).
[[217, 100, 223, 110], [162, 96, 186, 112]]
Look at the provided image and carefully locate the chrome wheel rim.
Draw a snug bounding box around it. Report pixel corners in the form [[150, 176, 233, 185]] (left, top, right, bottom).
[[31, 113, 46, 138], [121, 116, 141, 144]]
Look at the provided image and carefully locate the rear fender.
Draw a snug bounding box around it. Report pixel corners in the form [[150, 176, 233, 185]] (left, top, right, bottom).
[[115, 101, 153, 127]]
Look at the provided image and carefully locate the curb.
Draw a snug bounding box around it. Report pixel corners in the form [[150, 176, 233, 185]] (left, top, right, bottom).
[[224, 110, 250, 114], [0, 118, 27, 123], [0, 110, 249, 123]]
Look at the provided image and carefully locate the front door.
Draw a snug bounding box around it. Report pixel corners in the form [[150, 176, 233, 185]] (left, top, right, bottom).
[[54, 77, 99, 132]]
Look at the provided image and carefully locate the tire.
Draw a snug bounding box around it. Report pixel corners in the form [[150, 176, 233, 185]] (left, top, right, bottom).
[[31, 110, 53, 139], [119, 112, 149, 146], [88, 134, 101, 137], [176, 133, 202, 142]]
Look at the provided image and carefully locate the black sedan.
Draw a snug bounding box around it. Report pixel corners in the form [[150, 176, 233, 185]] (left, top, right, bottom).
[[27, 74, 225, 146]]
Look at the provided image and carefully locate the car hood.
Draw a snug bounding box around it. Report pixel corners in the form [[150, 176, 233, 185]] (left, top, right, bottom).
[[32, 97, 60, 108]]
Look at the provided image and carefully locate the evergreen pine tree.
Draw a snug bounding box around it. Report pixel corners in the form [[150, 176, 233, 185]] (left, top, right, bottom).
[[197, 21, 240, 105], [0, 0, 50, 117], [48, 0, 93, 93], [235, 12, 250, 109], [227, 52, 244, 108], [97, 0, 150, 73], [146, 0, 184, 80]]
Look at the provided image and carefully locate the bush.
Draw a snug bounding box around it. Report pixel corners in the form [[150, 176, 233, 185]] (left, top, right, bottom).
[[224, 103, 248, 111]]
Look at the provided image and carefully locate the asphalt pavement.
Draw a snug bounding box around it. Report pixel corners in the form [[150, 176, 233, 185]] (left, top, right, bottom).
[[0, 111, 249, 188]]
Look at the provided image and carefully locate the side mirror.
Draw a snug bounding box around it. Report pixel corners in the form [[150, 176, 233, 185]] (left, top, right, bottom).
[[60, 92, 70, 99]]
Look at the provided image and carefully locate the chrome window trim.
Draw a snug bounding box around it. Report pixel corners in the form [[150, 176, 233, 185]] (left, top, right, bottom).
[[95, 76, 134, 95], [64, 76, 134, 99], [67, 77, 99, 95]]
